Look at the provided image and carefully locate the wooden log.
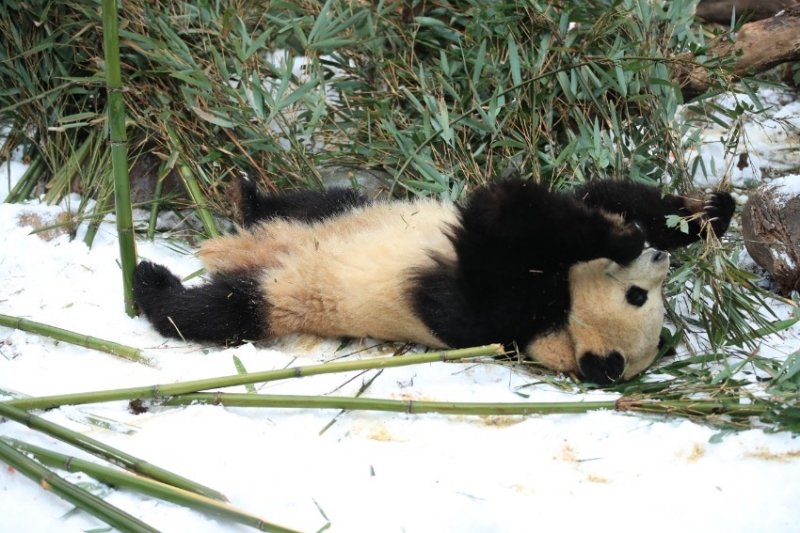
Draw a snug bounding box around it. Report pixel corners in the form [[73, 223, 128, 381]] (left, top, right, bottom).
[[741, 183, 800, 296], [677, 4, 800, 98], [695, 0, 797, 24]]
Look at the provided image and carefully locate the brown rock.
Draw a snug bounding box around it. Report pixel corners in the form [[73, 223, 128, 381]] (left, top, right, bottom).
[[741, 182, 800, 295]]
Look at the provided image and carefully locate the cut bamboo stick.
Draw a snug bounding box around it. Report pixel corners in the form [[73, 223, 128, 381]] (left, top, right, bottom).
[[3, 345, 502, 410]]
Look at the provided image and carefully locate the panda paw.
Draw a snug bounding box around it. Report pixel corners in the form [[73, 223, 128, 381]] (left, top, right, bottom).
[[704, 191, 735, 238], [133, 261, 184, 298], [604, 222, 647, 265]]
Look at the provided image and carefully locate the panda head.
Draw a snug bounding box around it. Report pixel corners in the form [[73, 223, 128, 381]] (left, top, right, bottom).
[[566, 248, 670, 384], [525, 249, 669, 384]]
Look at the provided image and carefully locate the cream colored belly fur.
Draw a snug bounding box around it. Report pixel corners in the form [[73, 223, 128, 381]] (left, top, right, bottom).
[[198, 199, 459, 347]]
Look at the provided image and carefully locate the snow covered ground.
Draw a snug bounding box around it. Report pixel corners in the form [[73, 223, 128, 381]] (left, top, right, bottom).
[[1, 88, 800, 533]]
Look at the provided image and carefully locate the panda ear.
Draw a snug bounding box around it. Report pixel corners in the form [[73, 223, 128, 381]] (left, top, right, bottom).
[[578, 350, 625, 386]]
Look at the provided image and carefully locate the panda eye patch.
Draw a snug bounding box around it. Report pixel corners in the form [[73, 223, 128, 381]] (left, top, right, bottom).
[[625, 286, 648, 307]]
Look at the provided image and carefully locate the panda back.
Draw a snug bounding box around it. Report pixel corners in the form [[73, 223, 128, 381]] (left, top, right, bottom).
[[201, 199, 459, 346]]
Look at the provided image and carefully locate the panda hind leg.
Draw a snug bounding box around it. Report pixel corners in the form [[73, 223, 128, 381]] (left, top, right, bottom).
[[232, 176, 369, 227], [133, 261, 269, 345]]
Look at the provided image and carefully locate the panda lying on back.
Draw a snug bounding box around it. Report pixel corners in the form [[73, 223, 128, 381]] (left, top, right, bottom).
[[134, 178, 734, 385]]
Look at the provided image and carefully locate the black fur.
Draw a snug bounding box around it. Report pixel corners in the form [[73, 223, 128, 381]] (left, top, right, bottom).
[[411, 180, 647, 349], [237, 177, 368, 228], [575, 180, 735, 250], [133, 262, 268, 344]]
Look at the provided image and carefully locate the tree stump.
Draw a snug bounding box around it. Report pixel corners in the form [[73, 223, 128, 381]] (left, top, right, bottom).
[[741, 180, 800, 295]]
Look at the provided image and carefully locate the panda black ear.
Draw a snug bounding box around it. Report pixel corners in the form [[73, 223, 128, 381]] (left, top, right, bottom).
[[578, 350, 625, 386]]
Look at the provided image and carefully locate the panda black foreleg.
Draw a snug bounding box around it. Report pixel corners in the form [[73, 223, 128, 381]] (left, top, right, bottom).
[[234, 176, 369, 228], [133, 261, 268, 345], [574, 180, 735, 250], [458, 179, 647, 269]]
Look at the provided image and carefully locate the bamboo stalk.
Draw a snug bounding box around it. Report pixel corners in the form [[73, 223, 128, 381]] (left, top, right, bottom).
[[0, 402, 228, 502], [175, 162, 220, 238], [0, 313, 155, 367], [4, 155, 43, 203], [162, 392, 615, 415], [3, 345, 502, 411], [42, 131, 96, 204], [160, 393, 771, 419], [102, 0, 138, 318], [84, 167, 114, 248], [3, 438, 302, 533], [14, 168, 42, 204], [0, 440, 159, 533], [146, 168, 165, 240]]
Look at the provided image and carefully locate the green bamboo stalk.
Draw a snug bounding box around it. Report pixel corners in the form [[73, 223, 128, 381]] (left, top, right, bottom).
[[0, 440, 159, 533], [3, 438, 302, 533], [0, 313, 155, 367], [4, 345, 502, 411], [4, 155, 43, 203], [84, 168, 114, 247], [161, 393, 771, 419], [0, 402, 228, 502], [14, 170, 43, 204], [176, 162, 220, 238], [146, 168, 165, 240], [163, 392, 614, 415], [42, 131, 96, 204], [102, 0, 138, 317]]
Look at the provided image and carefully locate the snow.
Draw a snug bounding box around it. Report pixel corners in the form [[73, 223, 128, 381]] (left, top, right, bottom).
[[685, 88, 800, 188], [2, 90, 800, 533]]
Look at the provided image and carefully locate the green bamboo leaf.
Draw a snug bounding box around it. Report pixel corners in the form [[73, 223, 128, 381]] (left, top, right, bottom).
[[276, 79, 319, 111], [233, 355, 258, 393], [308, 38, 353, 50], [614, 64, 627, 97], [190, 106, 238, 128], [507, 35, 522, 87], [170, 71, 213, 91], [414, 16, 448, 27], [775, 350, 800, 384]]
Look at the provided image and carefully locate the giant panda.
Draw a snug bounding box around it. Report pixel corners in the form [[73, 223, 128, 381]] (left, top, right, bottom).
[[133, 177, 734, 385]]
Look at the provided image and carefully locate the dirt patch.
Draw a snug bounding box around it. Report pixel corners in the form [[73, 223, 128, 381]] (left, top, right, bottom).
[[687, 443, 706, 463], [745, 447, 800, 462], [478, 415, 526, 428], [17, 211, 73, 241]]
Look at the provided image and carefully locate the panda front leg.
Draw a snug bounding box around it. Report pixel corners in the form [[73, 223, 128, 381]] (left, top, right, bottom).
[[575, 180, 735, 250], [458, 179, 648, 268], [133, 261, 269, 345]]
